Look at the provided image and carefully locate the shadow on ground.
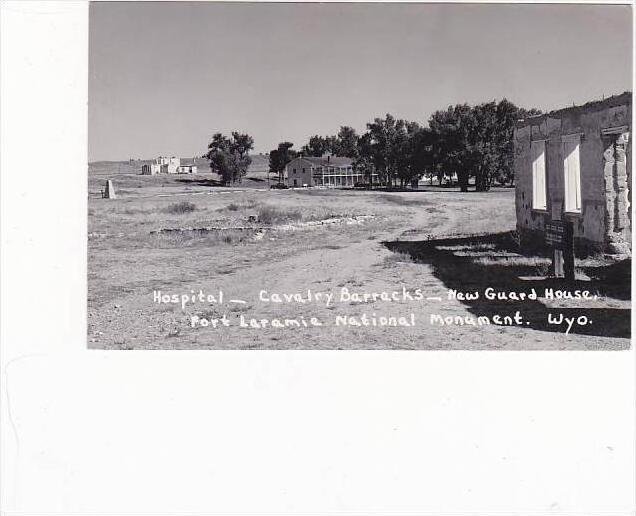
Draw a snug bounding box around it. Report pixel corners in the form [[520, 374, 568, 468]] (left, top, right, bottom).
[[176, 177, 225, 187], [176, 177, 267, 187], [384, 232, 630, 339]]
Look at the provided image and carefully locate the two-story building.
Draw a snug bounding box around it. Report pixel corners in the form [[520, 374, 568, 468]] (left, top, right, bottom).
[[285, 154, 375, 187], [514, 92, 631, 255]]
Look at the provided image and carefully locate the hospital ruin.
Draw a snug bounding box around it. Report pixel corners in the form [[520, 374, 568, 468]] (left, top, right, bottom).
[[141, 156, 198, 175]]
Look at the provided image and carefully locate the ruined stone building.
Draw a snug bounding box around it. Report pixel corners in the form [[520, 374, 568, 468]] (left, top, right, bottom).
[[514, 92, 631, 255], [176, 164, 197, 174], [141, 156, 181, 175]]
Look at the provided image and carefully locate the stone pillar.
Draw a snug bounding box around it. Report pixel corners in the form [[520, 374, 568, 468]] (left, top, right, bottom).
[[614, 132, 630, 232], [602, 130, 630, 253], [104, 179, 116, 199]]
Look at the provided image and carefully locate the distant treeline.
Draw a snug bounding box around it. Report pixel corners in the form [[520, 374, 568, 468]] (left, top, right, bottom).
[[207, 99, 540, 190]]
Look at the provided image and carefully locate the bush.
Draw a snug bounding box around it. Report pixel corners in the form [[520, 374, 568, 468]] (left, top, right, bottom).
[[257, 205, 302, 224], [148, 228, 254, 248], [164, 201, 196, 214]]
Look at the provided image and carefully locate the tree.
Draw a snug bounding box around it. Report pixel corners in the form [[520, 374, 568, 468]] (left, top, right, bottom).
[[301, 128, 360, 158], [301, 136, 330, 157], [410, 126, 439, 185], [468, 101, 499, 192], [206, 131, 254, 185], [494, 101, 542, 186], [463, 100, 542, 190], [365, 114, 404, 187], [333, 126, 359, 159], [395, 121, 422, 187], [358, 115, 430, 188], [427, 104, 475, 191], [353, 132, 376, 185], [268, 142, 297, 184]]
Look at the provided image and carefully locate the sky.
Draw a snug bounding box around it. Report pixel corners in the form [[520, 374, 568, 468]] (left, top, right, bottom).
[[88, 2, 633, 162]]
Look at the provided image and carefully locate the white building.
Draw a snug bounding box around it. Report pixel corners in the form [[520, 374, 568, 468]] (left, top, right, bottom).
[[141, 156, 181, 175], [176, 164, 197, 174]]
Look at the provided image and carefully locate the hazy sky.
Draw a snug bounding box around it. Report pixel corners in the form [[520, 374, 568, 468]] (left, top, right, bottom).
[[88, 2, 633, 161]]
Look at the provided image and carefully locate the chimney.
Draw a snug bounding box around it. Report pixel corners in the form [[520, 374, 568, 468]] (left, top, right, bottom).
[[327, 155, 330, 163]]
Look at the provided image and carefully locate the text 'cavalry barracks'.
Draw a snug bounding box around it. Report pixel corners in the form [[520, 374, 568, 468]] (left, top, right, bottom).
[[514, 92, 632, 255]]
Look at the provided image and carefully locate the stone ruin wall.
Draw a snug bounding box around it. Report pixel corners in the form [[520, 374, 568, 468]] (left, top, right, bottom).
[[514, 94, 631, 255]]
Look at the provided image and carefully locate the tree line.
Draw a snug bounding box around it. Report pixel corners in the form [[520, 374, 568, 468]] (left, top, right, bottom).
[[207, 99, 540, 191]]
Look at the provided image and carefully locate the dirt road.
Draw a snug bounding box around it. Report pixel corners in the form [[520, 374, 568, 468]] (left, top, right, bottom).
[[88, 183, 630, 350]]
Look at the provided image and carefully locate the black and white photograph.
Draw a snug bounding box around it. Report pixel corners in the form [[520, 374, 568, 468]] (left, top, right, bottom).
[[88, 2, 633, 350], [2, 1, 635, 515]]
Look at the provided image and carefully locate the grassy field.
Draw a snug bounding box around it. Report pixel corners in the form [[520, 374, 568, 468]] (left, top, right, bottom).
[[88, 164, 630, 350]]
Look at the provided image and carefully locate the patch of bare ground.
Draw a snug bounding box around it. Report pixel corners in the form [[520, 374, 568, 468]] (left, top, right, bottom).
[[87, 177, 629, 350]]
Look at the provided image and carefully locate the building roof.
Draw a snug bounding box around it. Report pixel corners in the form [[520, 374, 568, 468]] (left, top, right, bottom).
[[290, 156, 353, 167], [517, 91, 632, 127]]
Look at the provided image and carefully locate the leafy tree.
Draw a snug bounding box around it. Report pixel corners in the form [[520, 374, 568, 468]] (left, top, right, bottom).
[[358, 115, 424, 188], [395, 121, 423, 186], [425, 100, 541, 191], [268, 142, 297, 184], [301, 136, 330, 157], [353, 132, 376, 185], [365, 114, 405, 187], [495, 101, 541, 186], [427, 104, 474, 191], [410, 126, 441, 185], [302, 127, 359, 159], [333, 126, 359, 159], [206, 131, 254, 185]]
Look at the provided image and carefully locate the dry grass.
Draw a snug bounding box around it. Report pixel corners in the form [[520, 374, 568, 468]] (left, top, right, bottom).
[[148, 228, 256, 248], [164, 201, 196, 214], [225, 199, 259, 211], [381, 252, 415, 267], [257, 205, 303, 224], [376, 194, 428, 206], [86, 170, 632, 349], [474, 254, 552, 275]]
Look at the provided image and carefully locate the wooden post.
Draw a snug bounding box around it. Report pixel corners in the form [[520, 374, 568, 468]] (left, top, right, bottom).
[[563, 221, 575, 282], [553, 249, 564, 278], [546, 219, 575, 281]]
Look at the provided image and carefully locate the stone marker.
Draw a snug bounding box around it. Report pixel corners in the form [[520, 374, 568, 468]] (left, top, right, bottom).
[[104, 179, 116, 199]]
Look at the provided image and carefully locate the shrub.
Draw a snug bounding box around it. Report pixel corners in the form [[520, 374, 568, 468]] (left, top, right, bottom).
[[257, 205, 302, 224], [382, 252, 414, 267], [164, 201, 196, 214], [148, 228, 254, 248], [224, 200, 258, 212]]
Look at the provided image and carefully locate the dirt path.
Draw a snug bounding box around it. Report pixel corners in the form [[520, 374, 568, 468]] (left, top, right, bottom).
[[88, 190, 627, 350]]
